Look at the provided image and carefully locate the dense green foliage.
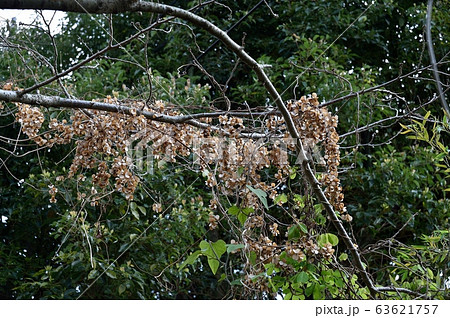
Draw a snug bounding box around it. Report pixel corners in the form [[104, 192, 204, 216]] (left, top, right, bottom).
[[0, 0, 449, 299]]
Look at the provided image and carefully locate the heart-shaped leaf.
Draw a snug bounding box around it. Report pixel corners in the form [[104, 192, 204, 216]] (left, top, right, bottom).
[[227, 243, 245, 253], [247, 185, 268, 209], [317, 233, 339, 246]]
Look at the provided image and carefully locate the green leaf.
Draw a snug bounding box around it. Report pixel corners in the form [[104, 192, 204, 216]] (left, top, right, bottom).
[[218, 273, 227, 282], [294, 194, 305, 208], [305, 283, 314, 297], [105, 270, 117, 279], [313, 284, 323, 299], [130, 202, 139, 220], [179, 250, 201, 271], [211, 240, 227, 258], [265, 263, 275, 275], [137, 205, 146, 215], [288, 225, 300, 240], [88, 269, 98, 280], [237, 212, 248, 225], [335, 278, 344, 288], [314, 204, 323, 214], [199, 240, 213, 257], [423, 110, 431, 122], [247, 185, 269, 209], [118, 243, 130, 253], [407, 135, 426, 141], [289, 167, 297, 179], [358, 15, 367, 23], [240, 207, 252, 225], [229, 206, 251, 225], [288, 223, 307, 240], [199, 240, 226, 274], [118, 284, 126, 295], [228, 205, 240, 216], [208, 258, 220, 275], [298, 223, 308, 234], [436, 149, 448, 160], [274, 193, 288, 205], [296, 271, 309, 283], [242, 207, 254, 215], [227, 243, 245, 253], [423, 128, 429, 141], [338, 253, 348, 261], [317, 233, 339, 246], [249, 251, 257, 265], [436, 141, 446, 152]]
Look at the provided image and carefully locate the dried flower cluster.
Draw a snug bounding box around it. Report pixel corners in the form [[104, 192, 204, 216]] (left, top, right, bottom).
[[208, 213, 220, 230], [11, 86, 348, 295], [48, 184, 58, 203], [237, 94, 348, 293], [242, 218, 337, 293], [13, 94, 197, 201], [197, 134, 272, 209], [12, 86, 346, 220], [15, 103, 45, 145], [286, 94, 349, 221]]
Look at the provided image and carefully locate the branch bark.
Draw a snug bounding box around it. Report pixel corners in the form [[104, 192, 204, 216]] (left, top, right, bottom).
[[0, 0, 137, 13], [0, 89, 270, 138], [426, 0, 450, 118]]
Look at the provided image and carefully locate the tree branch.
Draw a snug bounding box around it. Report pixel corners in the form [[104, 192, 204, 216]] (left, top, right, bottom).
[[340, 94, 439, 139], [320, 65, 435, 109], [181, 0, 266, 74], [17, 14, 172, 96], [0, 89, 271, 138], [0, 0, 138, 13], [426, 0, 450, 118]]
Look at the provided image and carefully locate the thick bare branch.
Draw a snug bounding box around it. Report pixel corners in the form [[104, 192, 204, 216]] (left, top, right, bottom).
[[426, 0, 450, 117], [0, 89, 270, 138], [0, 0, 138, 13], [0, 88, 211, 128]]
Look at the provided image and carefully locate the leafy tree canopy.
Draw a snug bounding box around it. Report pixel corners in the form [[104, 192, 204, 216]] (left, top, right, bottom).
[[0, 0, 448, 299]]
